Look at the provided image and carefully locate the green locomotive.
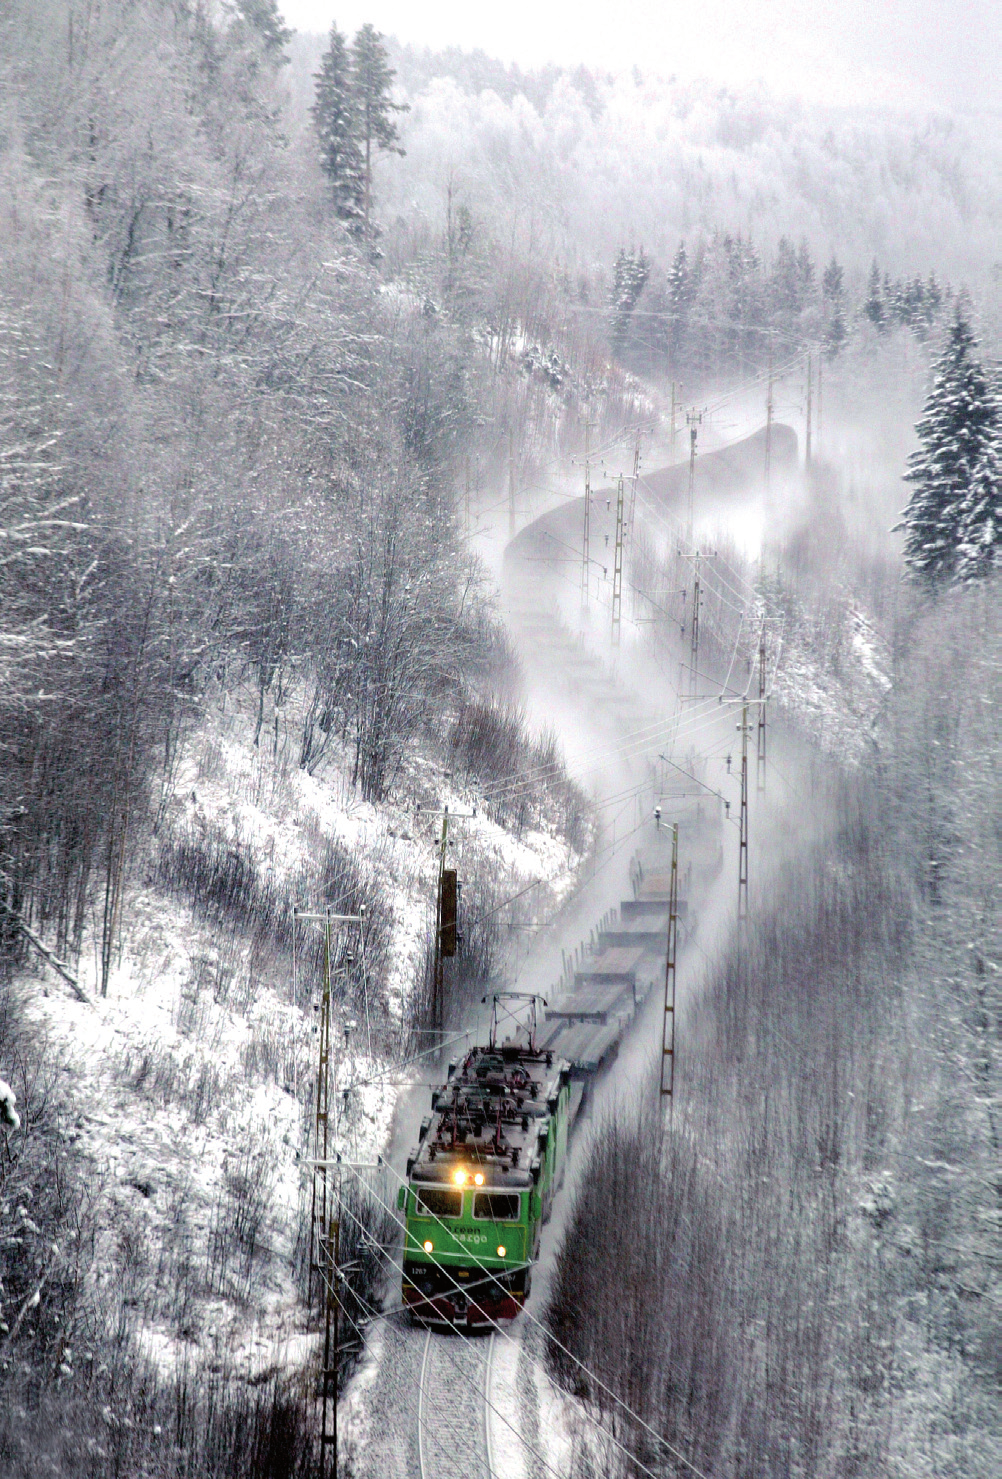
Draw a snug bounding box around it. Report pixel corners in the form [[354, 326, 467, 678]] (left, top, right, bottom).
[[399, 994, 570, 1326]]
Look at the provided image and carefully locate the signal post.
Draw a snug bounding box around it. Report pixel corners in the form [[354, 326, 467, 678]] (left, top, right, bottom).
[[418, 805, 475, 1036]]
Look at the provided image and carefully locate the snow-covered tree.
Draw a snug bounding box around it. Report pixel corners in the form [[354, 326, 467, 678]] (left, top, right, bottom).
[[232, 0, 292, 57], [956, 435, 1002, 582], [822, 255, 847, 355], [610, 246, 649, 356], [655, 240, 691, 372], [312, 24, 364, 225], [351, 23, 407, 235], [864, 261, 885, 330], [900, 312, 1001, 582], [0, 1079, 19, 1131]]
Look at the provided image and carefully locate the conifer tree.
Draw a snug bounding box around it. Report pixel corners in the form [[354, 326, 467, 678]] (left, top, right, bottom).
[[351, 24, 407, 235], [864, 261, 885, 330], [666, 242, 691, 367], [769, 237, 800, 318], [234, 0, 292, 56], [312, 24, 364, 226], [610, 247, 649, 357], [900, 311, 1000, 582], [956, 436, 1001, 582], [822, 255, 847, 355]]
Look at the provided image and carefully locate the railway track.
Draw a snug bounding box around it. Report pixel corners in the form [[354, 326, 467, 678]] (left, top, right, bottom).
[[417, 1328, 497, 1479]]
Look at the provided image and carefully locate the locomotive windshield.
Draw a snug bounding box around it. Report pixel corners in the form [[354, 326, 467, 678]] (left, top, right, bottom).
[[473, 1192, 520, 1222], [416, 1188, 462, 1219]]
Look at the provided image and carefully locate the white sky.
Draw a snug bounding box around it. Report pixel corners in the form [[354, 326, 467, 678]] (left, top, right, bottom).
[[279, 0, 999, 110]]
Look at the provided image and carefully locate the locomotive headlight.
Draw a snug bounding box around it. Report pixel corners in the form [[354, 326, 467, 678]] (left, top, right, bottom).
[[423, 1240, 434, 1253], [474, 1172, 485, 1186], [497, 1245, 506, 1258], [453, 1169, 467, 1186]]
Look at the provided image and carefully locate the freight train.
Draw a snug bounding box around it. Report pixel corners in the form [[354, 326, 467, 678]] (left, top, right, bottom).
[[399, 781, 723, 1328]]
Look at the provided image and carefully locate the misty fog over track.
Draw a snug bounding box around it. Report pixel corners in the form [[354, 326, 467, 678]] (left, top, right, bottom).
[[347, 421, 788, 1479]]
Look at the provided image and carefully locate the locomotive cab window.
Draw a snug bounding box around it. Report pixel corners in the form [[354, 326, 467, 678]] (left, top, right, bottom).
[[415, 1189, 462, 1219], [473, 1192, 520, 1222]]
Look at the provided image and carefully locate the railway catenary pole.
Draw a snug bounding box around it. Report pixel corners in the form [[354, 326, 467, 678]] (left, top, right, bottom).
[[679, 551, 705, 698], [611, 473, 625, 647], [318, 1202, 340, 1478], [765, 352, 774, 490], [689, 552, 701, 698], [626, 428, 644, 621], [464, 454, 471, 539], [805, 353, 813, 469], [660, 821, 679, 1111], [756, 624, 767, 794], [581, 412, 593, 611], [311, 911, 333, 1309], [737, 704, 751, 922], [417, 805, 475, 1038], [295, 903, 368, 1477], [433, 808, 450, 1037], [685, 409, 702, 546], [628, 427, 641, 536], [300, 908, 364, 1305], [508, 428, 516, 541]]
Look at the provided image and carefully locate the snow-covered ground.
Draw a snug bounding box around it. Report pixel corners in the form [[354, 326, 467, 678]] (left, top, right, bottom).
[[771, 597, 892, 764], [14, 694, 586, 1389]]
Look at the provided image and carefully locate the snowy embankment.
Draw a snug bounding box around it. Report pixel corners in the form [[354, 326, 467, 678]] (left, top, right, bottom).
[[14, 697, 586, 1385], [770, 596, 892, 763]]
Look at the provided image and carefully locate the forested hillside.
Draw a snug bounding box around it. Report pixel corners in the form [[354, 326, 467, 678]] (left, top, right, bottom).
[[0, 0, 595, 992], [288, 33, 1002, 287], [0, 5, 998, 1478], [545, 575, 1000, 1479], [0, 5, 597, 1470]]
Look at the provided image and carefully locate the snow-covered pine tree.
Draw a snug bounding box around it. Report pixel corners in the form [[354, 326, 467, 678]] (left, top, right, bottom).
[[822, 255, 847, 355], [769, 236, 801, 321], [666, 241, 691, 366], [864, 261, 885, 330], [956, 433, 1001, 582], [900, 311, 1001, 582], [312, 24, 364, 226], [233, 0, 292, 56], [351, 24, 408, 235], [610, 246, 649, 357]]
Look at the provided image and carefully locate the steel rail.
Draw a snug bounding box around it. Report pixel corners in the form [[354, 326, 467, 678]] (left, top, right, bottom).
[[416, 1326, 496, 1479], [417, 1328, 431, 1479], [483, 1333, 497, 1479]]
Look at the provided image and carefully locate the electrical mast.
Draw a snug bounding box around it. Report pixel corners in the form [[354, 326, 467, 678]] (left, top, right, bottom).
[[686, 409, 702, 545], [628, 428, 641, 538], [737, 705, 750, 921], [756, 625, 767, 794], [417, 804, 474, 1036], [765, 352, 774, 490], [464, 454, 471, 538], [805, 354, 813, 469], [581, 414, 592, 611], [508, 429, 516, 541], [689, 553, 701, 697], [296, 905, 364, 1478], [433, 808, 454, 1035], [660, 821, 679, 1112], [611, 473, 625, 647]]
